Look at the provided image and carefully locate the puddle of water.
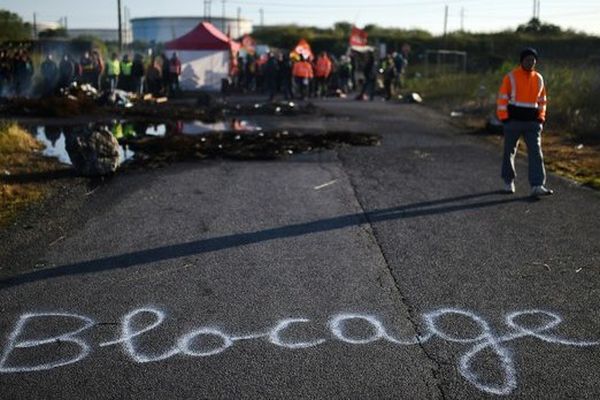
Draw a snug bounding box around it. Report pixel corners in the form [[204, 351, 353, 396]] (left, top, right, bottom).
[[30, 119, 261, 165]]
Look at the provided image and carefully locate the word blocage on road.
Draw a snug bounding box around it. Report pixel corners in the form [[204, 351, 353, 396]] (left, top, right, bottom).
[[1, 307, 598, 395]]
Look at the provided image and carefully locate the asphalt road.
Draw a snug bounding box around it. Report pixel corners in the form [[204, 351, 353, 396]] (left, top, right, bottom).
[[1, 98, 599, 399]]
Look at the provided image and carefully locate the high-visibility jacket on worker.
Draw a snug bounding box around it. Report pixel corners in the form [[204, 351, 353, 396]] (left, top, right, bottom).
[[107, 59, 120, 76], [292, 60, 314, 79], [121, 61, 133, 76], [497, 66, 547, 122], [315, 56, 332, 78]]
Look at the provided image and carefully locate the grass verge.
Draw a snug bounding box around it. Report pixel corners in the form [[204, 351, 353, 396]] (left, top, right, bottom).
[[0, 122, 61, 226]]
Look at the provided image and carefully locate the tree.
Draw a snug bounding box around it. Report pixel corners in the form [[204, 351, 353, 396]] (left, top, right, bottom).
[[0, 9, 31, 41], [333, 22, 352, 37], [516, 18, 561, 35]]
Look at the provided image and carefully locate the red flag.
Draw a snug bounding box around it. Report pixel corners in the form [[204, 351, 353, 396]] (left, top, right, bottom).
[[292, 38, 314, 61], [349, 26, 368, 47]]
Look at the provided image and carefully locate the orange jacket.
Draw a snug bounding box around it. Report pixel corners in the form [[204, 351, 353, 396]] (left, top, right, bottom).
[[315, 56, 332, 78], [292, 61, 314, 79], [497, 66, 547, 122]]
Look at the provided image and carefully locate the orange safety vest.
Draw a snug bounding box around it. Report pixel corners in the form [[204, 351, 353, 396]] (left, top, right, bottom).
[[292, 61, 314, 79], [315, 56, 332, 78], [497, 66, 547, 122]]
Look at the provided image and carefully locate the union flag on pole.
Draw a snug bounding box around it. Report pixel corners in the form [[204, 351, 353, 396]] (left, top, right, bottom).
[[292, 38, 314, 61], [349, 26, 368, 47]]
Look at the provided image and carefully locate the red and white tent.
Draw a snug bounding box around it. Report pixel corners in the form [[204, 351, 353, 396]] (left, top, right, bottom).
[[165, 22, 240, 91]]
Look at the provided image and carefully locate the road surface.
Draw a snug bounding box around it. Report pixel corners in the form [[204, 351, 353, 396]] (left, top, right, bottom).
[[1, 98, 599, 399]]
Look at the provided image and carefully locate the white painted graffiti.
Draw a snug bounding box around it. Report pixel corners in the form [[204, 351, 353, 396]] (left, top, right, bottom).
[[1, 307, 598, 396]]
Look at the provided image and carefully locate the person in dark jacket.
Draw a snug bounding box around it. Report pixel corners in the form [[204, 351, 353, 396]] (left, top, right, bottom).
[[0, 49, 11, 97], [41, 53, 58, 96], [357, 51, 376, 101], [160, 54, 170, 95], [277, 53, 293, 100], [58, 53, 75, 89], [263, 52, 279, 101], [145, 56, 162, 96], [168, 52, 182, 94], [131, 53, 145, 95], [91, 50, 104, 90], [381, 54, 397, 100], [80, 51, 95, 85]]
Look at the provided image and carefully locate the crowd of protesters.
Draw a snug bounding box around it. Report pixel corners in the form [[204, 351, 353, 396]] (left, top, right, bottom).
[[0, 44, 408, 102], [0, 48, 35, 97], [0, 47, 183, 98], [230, 48, 408, 102]]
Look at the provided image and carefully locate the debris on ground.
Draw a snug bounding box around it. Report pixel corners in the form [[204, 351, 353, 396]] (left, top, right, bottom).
[[406, 92, 423, 104], [0, 90, 320, 121], [225, 100, 319, 116], [65, 126, 120, 176], [122, 129, 381, 164]]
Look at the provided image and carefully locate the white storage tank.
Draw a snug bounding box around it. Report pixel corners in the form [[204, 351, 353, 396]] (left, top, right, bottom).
[[131, 16, 253, 44]]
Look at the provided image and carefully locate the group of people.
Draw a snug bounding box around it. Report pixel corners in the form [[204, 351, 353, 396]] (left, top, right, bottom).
[[103, 52, 182, 96], [0, 48, 184, 98], [0, 48, 35, 97], [231, 49, 408, 102]]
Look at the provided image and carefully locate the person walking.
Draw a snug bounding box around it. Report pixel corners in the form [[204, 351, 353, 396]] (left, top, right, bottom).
[[497, 48, 553, 197]]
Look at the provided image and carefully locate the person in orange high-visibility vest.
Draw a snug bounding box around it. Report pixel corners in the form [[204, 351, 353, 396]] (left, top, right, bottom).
[[292, 55, 313, 100], [497, 48, 553, 197], [314, 51, 332, 97]]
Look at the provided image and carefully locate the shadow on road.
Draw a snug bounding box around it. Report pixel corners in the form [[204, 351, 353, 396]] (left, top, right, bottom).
[[0, 191, 534, 289]]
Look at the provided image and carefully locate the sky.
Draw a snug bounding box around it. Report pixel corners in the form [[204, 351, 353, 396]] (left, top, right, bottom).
[[4, 0, 600, 36]]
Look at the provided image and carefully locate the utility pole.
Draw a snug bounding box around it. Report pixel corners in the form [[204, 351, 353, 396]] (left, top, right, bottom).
[[65, 16, 68, 30], [124, 6, 130, 47], [533, 0, 541, 19], [259, 8, 264, 26], [460, 7, 464, 31], [237, 7, 241, 37], [117, 0, 122, 53], [204, 0, 212, 22], [33, 13, 37, 38], [222, 0, 226, 20], [443, 5, 448, 37]]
